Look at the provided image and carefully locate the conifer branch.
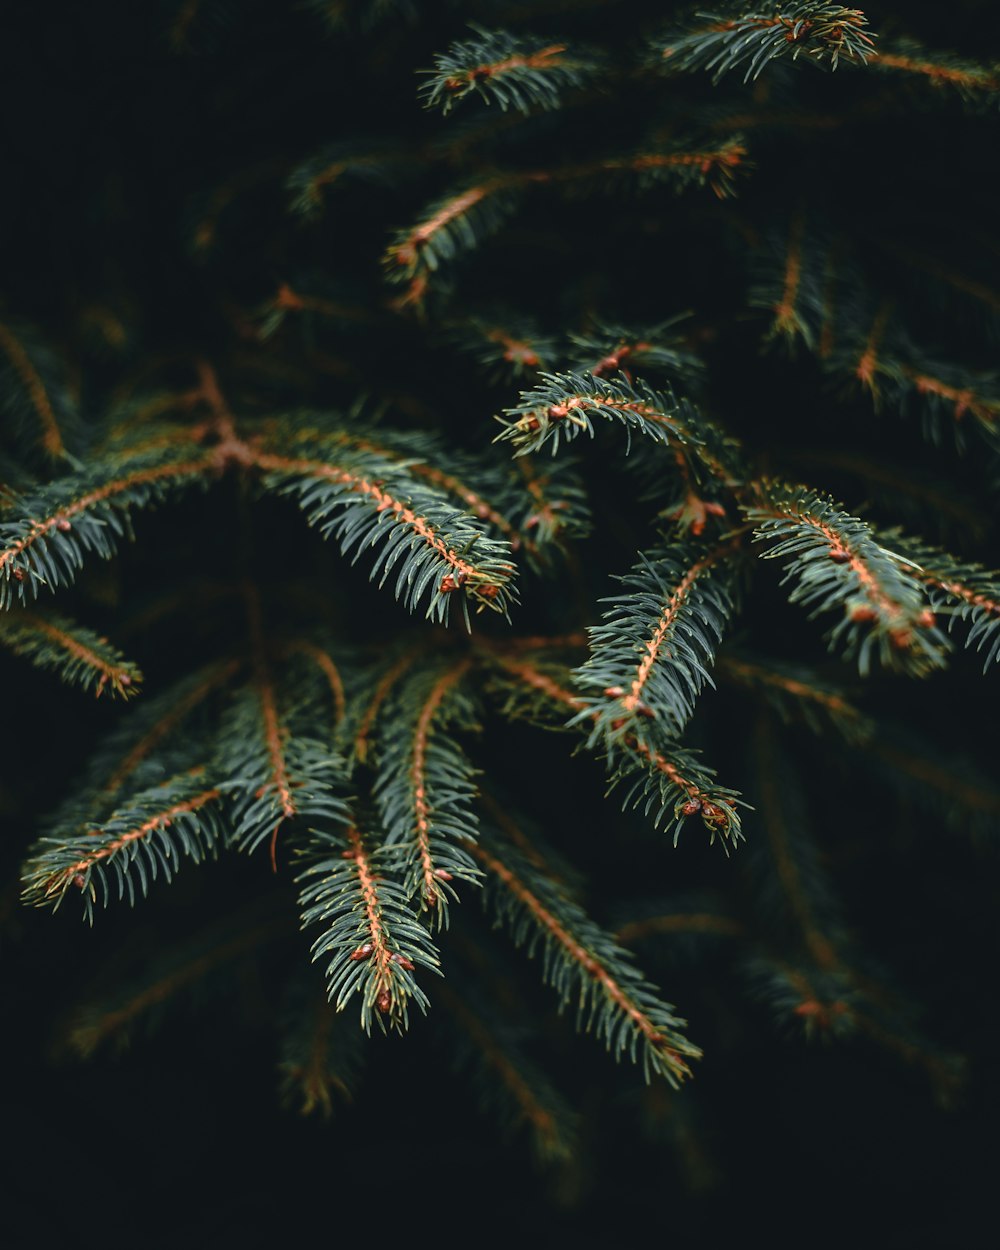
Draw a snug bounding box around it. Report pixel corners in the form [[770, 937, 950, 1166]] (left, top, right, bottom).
[[284, 639, 347, 731], [617, 912, 745, 943], [0, 440, 218, 608], [284, 418, 526, 550], [298, 825, 441, 1033], [510, 455, 591, 558], [717, 653, 870, 741], [482, 648, 743, 845], [871, 41, 1000, 104], [877, 533, 1000, 671], [471, 834, 701, 1085], [22, 770, 223, 921], [573, 538, 742, 742], [496, 371, 738, 490], [421, 27, 595, 115], [567, 318, 705, 388], [655, 4, 877, 82], [219, 680, 350, 862], [0, 609, 142, 698], [102, 659, 242, 796], [384, 140, 748, 299], [435, 979, 577, 1161], [279, 982, 367, 1116], [352, 645, 426, 765], [0, 318, 78, 460], [249, 444, 517, 624], [374, 658, 482, 923], [68, 913, 286, 1055], [745, 482, 948, 674]]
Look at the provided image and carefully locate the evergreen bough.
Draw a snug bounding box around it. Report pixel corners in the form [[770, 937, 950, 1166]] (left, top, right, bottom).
[[3, 0, 997, 1180]]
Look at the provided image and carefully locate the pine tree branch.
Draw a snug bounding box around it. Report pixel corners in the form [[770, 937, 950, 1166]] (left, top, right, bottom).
[[573, 537, 742, 742], [655, 4, 877, 83], [435, 978, 577, 1161], [0, 318, 79, 461], [384, 140, 748, 300], [298, 825, 441, 1033], [870, 41, 1000, 104], [717, 652, 870, 741], [877, 532, 1000, 671], [282, 639, 347, 732], [351, 644, 427, 765], [421, 26, 596, 115], [102, 658, 242, 796], [471, 833, 701, 1084], [374, 658, 482, 922], [68, 912, 287, 1055], [0, 608, 142, 698], [22, 770, 224, 921], [496, 371, 739, 492], [745, 481, 948, 674], [481, 648, 743, 844], [0, 441, 218, 608], [279, 979, 367, 1115], [250, 446, 517, 624]]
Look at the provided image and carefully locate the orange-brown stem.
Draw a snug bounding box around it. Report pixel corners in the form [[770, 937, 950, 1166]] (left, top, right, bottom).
[[349, 827, 394, 1001], [445, 44, 568, 91], [16, 613, 139, 698], [718, 656, 862, 724], [470, 841, 694, 1078], [621, 541, 736, 713], [617, 913, 745, 943], [773, 211, 806, 335], [250, 450, 513, 595], [0, 454, 218, 575], [104, 659, 242, 794], [436, 981, 561, 1148], [244, 582, 296, 871], [354, 647, 425, 763], [411, 660, 474, 903], [50, 787, 220, 898], [0, 320, 64, 456], [872, 53, 999, 91], [285, 640, 346, 728]]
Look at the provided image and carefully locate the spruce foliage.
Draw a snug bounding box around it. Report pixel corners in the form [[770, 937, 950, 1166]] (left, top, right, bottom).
[[2, 0, 998, 1213]]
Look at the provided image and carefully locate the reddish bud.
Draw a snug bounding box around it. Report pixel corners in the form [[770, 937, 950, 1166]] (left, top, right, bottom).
[[476, 584, 501, 601], [681, 799, 702, 817], [916, 609, 936, 629], [603, 686, 625, 698], [849, 604, 878, 623], [828, 547, 851, 563], [57, 519, 72, 533], [433, 868, 453, 881], [72, 874, 86, 890], [391, 953, 415, 971], [119, 674, 132, 688], [376, 989, 392, 1014], [349, 943, 374, 961], [12, 569, 25, 582]]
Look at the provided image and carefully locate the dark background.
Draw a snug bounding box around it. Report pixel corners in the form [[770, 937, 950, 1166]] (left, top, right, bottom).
[[2, 2, 999, 1245]]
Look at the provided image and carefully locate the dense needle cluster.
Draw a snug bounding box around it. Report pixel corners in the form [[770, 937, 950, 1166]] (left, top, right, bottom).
[[2, 0, 998, 1164]]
